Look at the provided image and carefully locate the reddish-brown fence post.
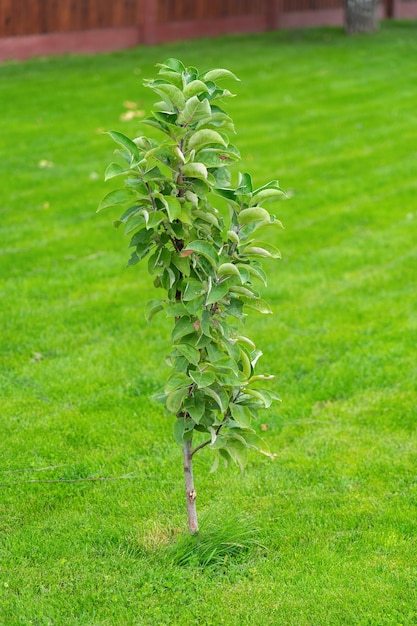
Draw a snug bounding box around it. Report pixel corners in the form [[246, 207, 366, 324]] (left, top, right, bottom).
[[266, 0, 282, 29], [141, 0, 158, 44]]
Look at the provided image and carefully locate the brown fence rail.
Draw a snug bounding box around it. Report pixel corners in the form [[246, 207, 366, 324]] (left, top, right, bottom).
[[157, 0, 267, 22], [0, 0, 144, 37], [1, 0, 416, 61], [283, 0, 343, 10]]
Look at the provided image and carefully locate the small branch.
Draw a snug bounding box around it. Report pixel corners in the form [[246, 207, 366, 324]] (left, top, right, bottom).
[[190, 412, 230, 457], [190, 439, 211, 458]]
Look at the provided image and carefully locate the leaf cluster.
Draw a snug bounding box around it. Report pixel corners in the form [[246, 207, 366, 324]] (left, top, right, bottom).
[[98, 58, 285, 469]]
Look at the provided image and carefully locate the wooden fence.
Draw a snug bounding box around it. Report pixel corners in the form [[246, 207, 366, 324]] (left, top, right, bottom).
[[1, 0, 416, 61]]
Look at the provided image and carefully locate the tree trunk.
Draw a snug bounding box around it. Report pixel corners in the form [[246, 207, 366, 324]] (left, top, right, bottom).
[[345, 0, 378, 33], [183, 439, 198, 534]]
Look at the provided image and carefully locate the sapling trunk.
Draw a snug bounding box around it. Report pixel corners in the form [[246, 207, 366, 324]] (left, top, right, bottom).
[[183, 439, 198, 534]]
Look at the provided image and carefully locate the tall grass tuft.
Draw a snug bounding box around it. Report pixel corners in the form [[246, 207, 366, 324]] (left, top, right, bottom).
[[170, 514, 266, 568]]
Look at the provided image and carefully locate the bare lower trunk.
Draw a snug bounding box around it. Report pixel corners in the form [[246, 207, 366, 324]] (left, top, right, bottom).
[[345, 0, 378, 33], [183, 439, 198, 534]]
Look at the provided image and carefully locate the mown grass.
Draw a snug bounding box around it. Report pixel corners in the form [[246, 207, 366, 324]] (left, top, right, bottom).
[[1, 21, 417, 625]]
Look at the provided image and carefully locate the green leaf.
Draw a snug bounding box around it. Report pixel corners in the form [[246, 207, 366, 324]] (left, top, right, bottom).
[[205, 281, 229, 306], [247, 374, 275, 385], [229, 285, 258, 299], [173, 417, 194, 445], [172, 317, 195, 343], [97, 188, 136, 212], [106, 130, 140, 164], [142, 115, 170, 135], [209, 452, 220, 473], [214, 355, 240, 377], [200, 310, 212, 337], [252, 179, 282, 194], [117, 205, 143, 226], [244, 433, 276, 459], [184, 298, 204, 318], [250, 188, 285, 204], [229, 404, 253, 429], [171, 252, 191, 276], [202, 68, 240, 82], [225, 297, 243, 318], [157, 58, 186, 73], [245, 263, 268, 286], [250, 349, 263, 368], [191, 178, 211, 198], [143, 166, 164, 182], [235, 335, 256, 351], [239, 347, 252, 379], [189, 370, 216, 388], [217, 263, 242, 281], [166, 386, 189, 414], [104, 162, 127, 181], [195, 148, 238, 168], [175, 343, 201, 366], [205, 342, 224, 363], [244, 243, 281, 259], [193, 210, 221, 230], [163, 196, 182, 221], [179, 204, 193, 225], [204, 387, 227, 412], [185, 241, 218, 268], [145, 210, 166, 229], [243, 298, 273, 315], [177, 96, 211, 126], [214, 188, 237, 202], [183, 278, 205, 301], [237, 172, 253, 194], [145, 299, 165, 323], [127, 251, 139, 267], [196, 111, 236, 132], [226, 230, 239, 244], [153, 83, 185, 110], [226, 439, 248, 471], [238, 207, 271, 226], [181, 162, 208, 180], [124, 214, 145, 234], [165, 372, 191, 393], [129, 226, 154, 247], [184, 394, 206, 423], [211, 167, 230, 188], [166, 302, 188, 317], [187, 129, 227, 151], [243, 389, 273, 408], [124, 177, 149, 196], [183, 80, 209, 99]]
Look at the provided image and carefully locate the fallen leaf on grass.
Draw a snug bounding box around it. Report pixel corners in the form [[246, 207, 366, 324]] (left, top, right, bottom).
[[123, 100, 138, 109], [119, 110, 145, 122]]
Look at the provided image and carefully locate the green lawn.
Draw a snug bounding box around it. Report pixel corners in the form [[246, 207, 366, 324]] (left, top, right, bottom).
[[1, 21, 417, 625]]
